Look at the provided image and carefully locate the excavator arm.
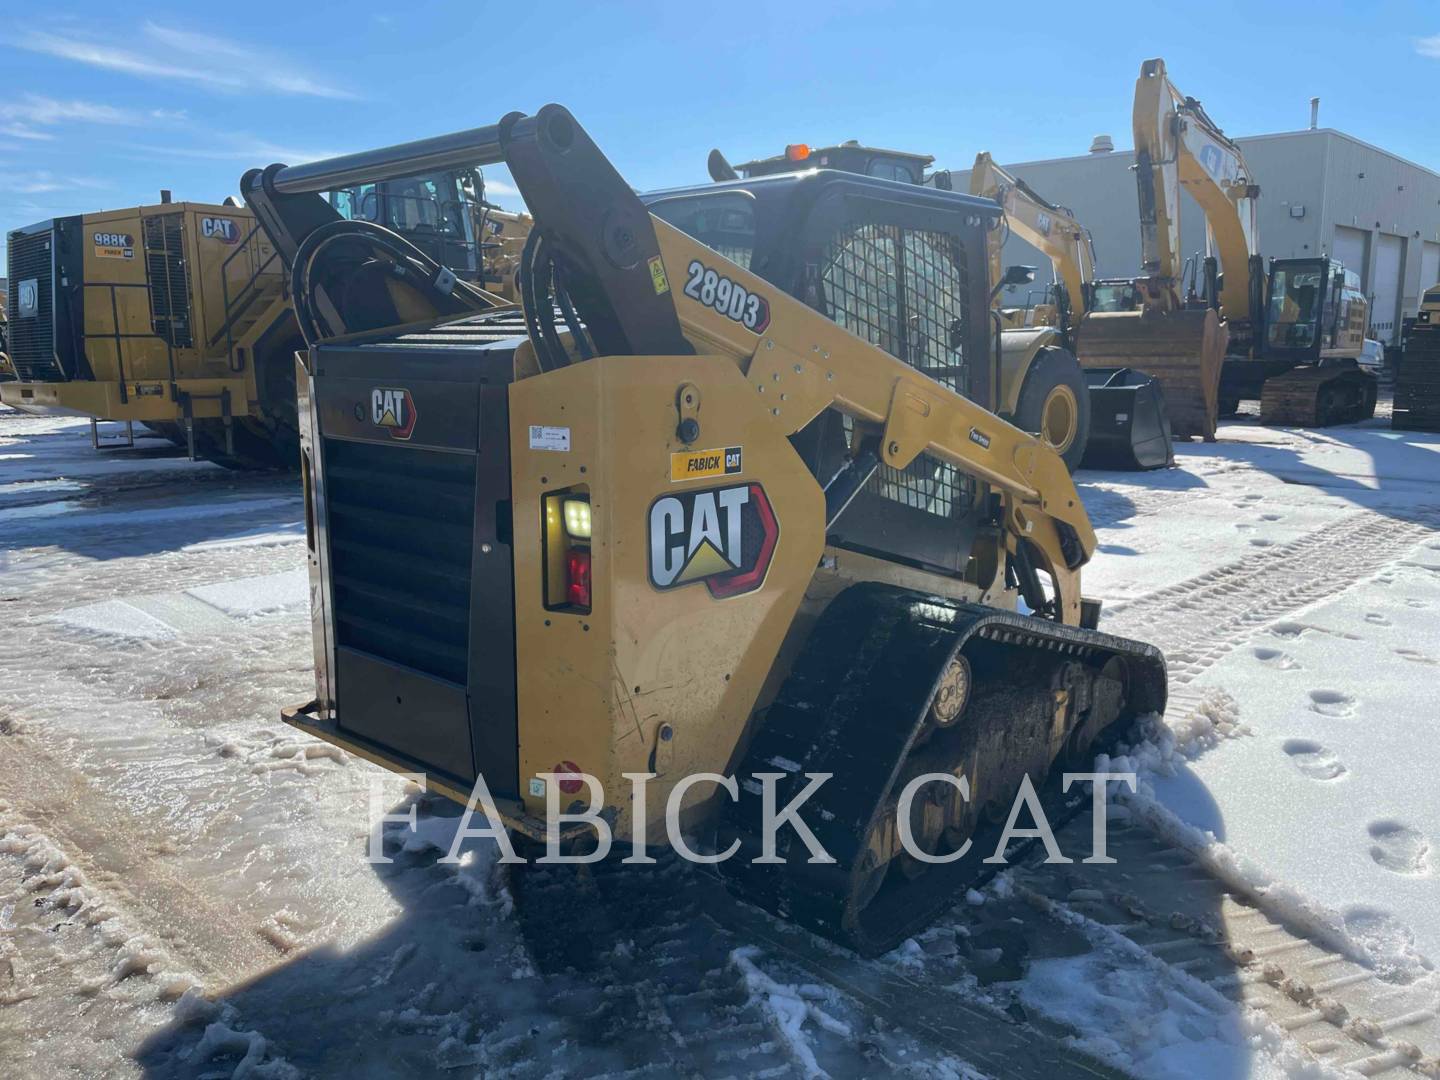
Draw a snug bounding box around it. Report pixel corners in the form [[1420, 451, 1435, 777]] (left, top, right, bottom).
[[1133, 58, 1262, 329], [970, 152, 1098, 321]]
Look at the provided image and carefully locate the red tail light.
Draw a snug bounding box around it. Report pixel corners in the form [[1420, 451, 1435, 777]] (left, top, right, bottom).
[[566, 548, 591, 608]]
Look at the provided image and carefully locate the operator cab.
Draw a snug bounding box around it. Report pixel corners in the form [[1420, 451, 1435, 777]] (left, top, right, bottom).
[[1265, 258, 1364, 361], [1089, 279, 1143, 313], [326, 168, 484, 279], [640, 169, 1002, 578], [733, 142, 933, 184]]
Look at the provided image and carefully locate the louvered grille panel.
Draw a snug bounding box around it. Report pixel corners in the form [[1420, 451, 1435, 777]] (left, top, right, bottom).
[[143, 214, 193, 348], [6, 229, 61, 381], [323, 438, 476, 685]]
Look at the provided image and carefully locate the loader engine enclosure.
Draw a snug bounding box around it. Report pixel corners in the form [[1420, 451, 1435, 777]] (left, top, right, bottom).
[[268, 106, 1166, 956]]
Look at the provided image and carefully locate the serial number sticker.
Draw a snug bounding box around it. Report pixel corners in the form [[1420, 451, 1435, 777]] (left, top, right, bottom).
[[682, 259, 771, 333], [528, 424, 571, 452], [93, 231, 134, 259], [648, 255, 670, 295], [670, 445, 742, 483]]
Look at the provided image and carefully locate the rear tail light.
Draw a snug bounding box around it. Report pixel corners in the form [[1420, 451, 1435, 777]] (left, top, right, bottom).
[[566, 548, 591, 608], [543, 487, 592, 614]]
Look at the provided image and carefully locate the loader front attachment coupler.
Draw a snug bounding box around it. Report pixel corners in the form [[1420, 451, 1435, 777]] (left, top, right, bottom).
[[1074, 307, 1226, 440]]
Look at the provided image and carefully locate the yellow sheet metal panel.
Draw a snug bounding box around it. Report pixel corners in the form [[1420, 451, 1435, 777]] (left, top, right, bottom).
[[508, 353, 825, 838]]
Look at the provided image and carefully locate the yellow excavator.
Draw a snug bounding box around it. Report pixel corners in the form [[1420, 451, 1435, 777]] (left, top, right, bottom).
[[258, 107, 1166, 956], [716, 140, 1094, 471], [1071, 59, 1235, 440], [1076, 59, 1375, 433]]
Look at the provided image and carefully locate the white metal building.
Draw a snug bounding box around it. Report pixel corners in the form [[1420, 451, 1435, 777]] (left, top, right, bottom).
[[947, 128, 1440, 345]]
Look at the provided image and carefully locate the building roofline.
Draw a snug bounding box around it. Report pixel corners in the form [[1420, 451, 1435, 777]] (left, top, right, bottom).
[[991, 128, 1440, 182]]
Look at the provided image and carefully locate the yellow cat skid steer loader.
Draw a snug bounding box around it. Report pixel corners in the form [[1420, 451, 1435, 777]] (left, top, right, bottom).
[[254, 108, 1167, 955]]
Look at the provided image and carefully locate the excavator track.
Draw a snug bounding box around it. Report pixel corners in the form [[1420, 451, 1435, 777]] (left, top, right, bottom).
[[1259, 362, 1379, 427], [1394, 326, 1440, 432], [717, 583, 1167, 957]]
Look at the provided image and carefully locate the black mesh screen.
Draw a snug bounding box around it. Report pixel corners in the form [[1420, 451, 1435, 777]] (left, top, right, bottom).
[[143, 213, 193, 348], [821, 223, 976, 522]]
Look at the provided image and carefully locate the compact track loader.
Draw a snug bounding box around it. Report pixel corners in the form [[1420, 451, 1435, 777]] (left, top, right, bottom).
[[257, 107, 1167, 955]]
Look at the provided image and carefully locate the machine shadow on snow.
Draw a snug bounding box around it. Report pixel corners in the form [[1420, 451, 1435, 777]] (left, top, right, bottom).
[[132, 773, 1261, 1079], [0, 420, 302, 563]]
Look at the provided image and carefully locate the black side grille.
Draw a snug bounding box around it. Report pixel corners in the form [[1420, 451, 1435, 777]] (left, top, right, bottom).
[[143, 214, 193, 347], [823, 223, 976, 522], [6, 229, 61, 381], [324, 439, 476, 685]]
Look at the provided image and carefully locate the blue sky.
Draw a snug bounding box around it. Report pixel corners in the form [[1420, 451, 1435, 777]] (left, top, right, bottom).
[[4, 1, 1439, 267]]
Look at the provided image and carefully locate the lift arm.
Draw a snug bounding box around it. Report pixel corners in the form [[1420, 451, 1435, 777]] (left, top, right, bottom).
[[1132, 58, 1262, 327], [970, 152, 1098, 320], [245, 106, 1098, 618]]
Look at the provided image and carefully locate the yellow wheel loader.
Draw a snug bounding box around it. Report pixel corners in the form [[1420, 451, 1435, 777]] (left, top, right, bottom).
[[2, 168, 505, 468], [717, 141, 1095, 471], [257, 108, 1166, 955]]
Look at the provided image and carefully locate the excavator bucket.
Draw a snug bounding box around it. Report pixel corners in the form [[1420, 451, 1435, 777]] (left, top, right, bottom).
[[1081, 367, 1174, 470], [1073, 307, 1227, 440]]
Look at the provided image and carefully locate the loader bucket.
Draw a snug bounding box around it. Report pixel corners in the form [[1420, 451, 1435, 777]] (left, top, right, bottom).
[[1074, 307, 1227, 440], [1081, 367, 1175, 470]]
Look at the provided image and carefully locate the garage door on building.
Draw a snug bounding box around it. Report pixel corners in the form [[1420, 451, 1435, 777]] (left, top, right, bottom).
[[1372, 234, 1404, 345], [1332, 226, 1369, 281], [1422, 242, 1440, 294]]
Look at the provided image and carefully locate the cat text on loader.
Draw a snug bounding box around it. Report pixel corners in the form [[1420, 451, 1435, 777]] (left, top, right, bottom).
[[258, 107, 1167, 956]]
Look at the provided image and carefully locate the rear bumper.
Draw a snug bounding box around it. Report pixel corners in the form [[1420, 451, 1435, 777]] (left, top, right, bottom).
[[281, 698, 584, 843]]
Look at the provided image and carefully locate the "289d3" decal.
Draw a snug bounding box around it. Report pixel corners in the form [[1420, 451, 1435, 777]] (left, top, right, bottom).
[[683, 260, 771, 333]]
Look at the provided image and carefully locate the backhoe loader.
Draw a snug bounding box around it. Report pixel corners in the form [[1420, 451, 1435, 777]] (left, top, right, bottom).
[[2, 167, 506, 468], [256, 107, 1167, 956], [714, 140, 1095, 471], [1075, 58, 1375, 434]]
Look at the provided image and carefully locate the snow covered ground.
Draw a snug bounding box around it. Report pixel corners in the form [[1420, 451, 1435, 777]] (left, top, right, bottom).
[[0, 404, 1437, 1079]]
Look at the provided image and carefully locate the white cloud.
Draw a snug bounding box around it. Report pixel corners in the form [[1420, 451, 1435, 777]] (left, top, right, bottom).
[[16, 24, 358, 100], [128, 138, 346, 165], [484, 178, 520, 197], [1418, 34, 1440, 58], [0, 94, 170, 139], [0, 171, 109, 195]]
